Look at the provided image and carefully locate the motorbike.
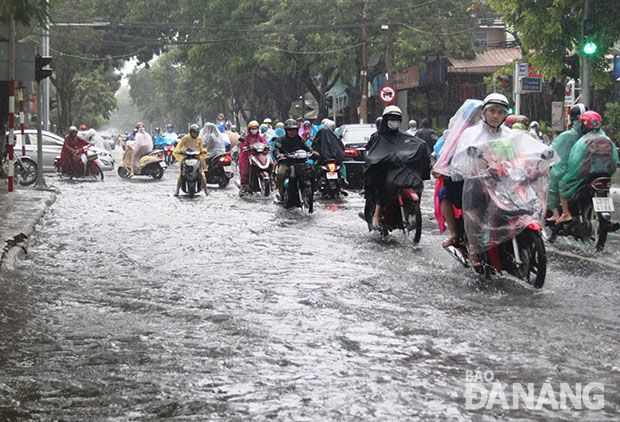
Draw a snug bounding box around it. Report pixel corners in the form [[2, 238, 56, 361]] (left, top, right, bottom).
[[245, 142, 273, 196], [159, 136, 178, 166], [443, 145, 549, 288], [278, 150, 315, 213], [362, 188, 422, 243], [316, 159, 344, 199], [205, 152, 233, 188], [54, 146, 103, 180], [178, 148, 205, 198], [1, 152, 37, 186], [546, 173, 619, 251], [118, 148, 166, 180]]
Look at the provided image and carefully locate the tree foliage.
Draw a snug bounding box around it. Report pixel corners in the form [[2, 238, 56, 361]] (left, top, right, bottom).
[[127, 0, 484, 126], [487, 0, 620, 88]]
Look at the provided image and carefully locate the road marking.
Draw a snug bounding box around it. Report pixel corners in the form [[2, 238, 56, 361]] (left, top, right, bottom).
[[546, 246, 620, 270]]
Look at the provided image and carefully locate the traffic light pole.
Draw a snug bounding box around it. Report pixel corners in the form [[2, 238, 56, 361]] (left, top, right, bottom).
[[42, 0, 50, 131], [581, 0, 591, 107]]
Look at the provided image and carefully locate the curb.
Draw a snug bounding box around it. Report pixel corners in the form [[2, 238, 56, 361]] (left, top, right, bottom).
[[0, 189, 57, 272]]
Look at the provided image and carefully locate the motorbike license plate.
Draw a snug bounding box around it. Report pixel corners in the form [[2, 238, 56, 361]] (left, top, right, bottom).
[[159, 161, 167, 168], [326, 172, 338, 179], [224, 166, 231, 173], [592, 197, 614, 213]]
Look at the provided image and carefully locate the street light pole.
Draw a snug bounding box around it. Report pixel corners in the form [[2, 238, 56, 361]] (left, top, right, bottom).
[[42, 0, 50, 131]]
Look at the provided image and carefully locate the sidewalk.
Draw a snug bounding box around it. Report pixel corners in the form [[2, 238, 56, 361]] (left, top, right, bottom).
[[0, 184, 57, 271]]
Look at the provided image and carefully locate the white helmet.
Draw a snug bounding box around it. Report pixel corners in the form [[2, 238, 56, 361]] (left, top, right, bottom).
[[382, 105, 402, 118], [481, 93, 509, 129], [482, 93, 509, 112], [263, 118, 272, 124]]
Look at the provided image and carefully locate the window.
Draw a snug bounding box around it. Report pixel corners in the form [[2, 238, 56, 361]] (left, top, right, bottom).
[[474, 31, 488, 47]]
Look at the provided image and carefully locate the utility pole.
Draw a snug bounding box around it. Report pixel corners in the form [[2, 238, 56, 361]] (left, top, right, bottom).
[[359, 3, 368, 124], [7, 13, 16, 194], [384, 25, 394, 84]]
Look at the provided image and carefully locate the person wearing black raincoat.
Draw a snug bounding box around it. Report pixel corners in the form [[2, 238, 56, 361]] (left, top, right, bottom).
[[363, 105, 431, 229]]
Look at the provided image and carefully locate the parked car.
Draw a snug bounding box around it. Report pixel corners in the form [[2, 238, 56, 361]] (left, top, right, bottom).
[[5, 129, 115, 172], [337, 123, 376, 188]]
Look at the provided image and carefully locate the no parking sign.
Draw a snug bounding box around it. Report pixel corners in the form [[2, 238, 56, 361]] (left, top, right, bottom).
[[379, 85, 396, 105], [216, 112, 226, 121]]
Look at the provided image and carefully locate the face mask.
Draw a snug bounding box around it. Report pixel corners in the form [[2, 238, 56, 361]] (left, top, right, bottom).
[[387, 120, 401, 130], [250, 129, 258, 135]]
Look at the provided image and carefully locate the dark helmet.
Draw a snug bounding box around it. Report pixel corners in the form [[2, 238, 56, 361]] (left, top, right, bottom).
[[284, 119, 299, 129], [579, 111, 602, 131], [569, 103, 588, 122]]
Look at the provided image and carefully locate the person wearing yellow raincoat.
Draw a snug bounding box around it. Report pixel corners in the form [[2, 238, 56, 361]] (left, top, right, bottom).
[[173, 124, 209, 196]]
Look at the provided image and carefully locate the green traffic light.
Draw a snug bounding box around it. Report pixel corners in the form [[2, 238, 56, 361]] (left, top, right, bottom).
[[583, 41, 597, 55]]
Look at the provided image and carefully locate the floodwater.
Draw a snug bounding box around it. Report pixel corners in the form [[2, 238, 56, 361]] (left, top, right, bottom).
[[0, 164, 618, 421]]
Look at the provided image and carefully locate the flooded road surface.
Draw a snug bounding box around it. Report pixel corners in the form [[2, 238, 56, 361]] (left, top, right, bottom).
[[1, 167, 619, 421]]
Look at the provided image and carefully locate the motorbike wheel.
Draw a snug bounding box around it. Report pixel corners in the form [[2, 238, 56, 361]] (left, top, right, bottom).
[[118, 167, 130, 179], [259, 177, 270, 197], [520, 231, 546, 288], [89, 163, 104, 181], [152, 166, 164, 180], [405, 200, 423, 244], [218, 177, 229, 188], [188, 180, 196, 198], [303, 185, 314, 213], [15, 157, 37, 186], [593, 213, 608, 252]]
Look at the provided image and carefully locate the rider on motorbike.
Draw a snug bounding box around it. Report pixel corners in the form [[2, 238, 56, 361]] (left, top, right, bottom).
[[129, 123, 153, 177], [556, 111, 619, 223], [239, 120, 268, 195], [448, 94, 558, 267], [173, 124, 209, 197], [274, 119, 318, 202], [446, 93, 512, 266], [364, 105, 431, 229], [546, 103, 588, 222], [57, 126, 91, 176], [311, 119, 347, 184]]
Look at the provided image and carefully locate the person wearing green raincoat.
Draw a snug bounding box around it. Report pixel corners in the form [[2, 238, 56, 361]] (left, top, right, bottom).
[[556, 111, 619, 223], [546, 104, 588, 222], [173, 124, 209, 196]]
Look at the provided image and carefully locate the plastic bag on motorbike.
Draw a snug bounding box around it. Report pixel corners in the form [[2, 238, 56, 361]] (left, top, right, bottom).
[[433, 99, 483, 177], [455, 130, 559, 252], [560, 131, 619, 200]]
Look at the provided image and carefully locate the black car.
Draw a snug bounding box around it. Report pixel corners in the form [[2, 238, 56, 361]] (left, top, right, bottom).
[[337, 123, 377, 188]]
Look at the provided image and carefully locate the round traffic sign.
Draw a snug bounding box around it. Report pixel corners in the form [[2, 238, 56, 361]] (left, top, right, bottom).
[[216, 112, 226, 121], [379, 85, 396, 105]]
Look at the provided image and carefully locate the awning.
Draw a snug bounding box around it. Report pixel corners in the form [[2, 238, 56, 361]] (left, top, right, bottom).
[[447, 48, 522, 74]]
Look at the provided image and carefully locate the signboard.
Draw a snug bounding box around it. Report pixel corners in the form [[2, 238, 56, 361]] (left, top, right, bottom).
[[0, 41, 35, 81], [379, 85, 396, 104], [517, 62, 528, 78], [564, 79, 575, 107], [216, 112, 226, 121], [521, 77, 542, 93]]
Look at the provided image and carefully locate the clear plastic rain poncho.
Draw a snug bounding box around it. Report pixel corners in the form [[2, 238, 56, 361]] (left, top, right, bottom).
[[559, 130, 619, 199], [433, 99, 483, 178], [450, 127, 559, 252], [132, 128, 153, 169], [200, 123, 227, 155]]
